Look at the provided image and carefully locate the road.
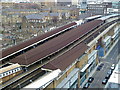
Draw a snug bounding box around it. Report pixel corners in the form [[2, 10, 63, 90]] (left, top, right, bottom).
[[89, 39, 120, 88]]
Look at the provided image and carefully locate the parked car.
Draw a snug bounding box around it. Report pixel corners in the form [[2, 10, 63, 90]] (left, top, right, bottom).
[[105, 74, 111, 79], [102, 78, 108, 84], [111, 64, 115, 70], [107, 69, 112, 75], [97, 66, 102, 71], [88, 77, 94, 83], [83, 82, 90, 89], [96, 63, 104, 71], [99, 63, 104, 67]]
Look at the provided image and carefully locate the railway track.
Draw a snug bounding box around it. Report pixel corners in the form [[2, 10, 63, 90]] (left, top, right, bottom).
[[2, 19, 119, 90]]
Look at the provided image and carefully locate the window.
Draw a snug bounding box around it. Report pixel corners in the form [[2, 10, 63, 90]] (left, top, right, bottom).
[[14, 69, 17, 72], [6, 72, 8, 76], [6, 72, 9, 76], [9, 71, 12, 74], [3, 73, 6, 77], [82, 2, 86, 4], [0, 74, 3, 78], [10, 70, 12, 74], [12, 70, 16, 73], [17, 68, 21, 71]]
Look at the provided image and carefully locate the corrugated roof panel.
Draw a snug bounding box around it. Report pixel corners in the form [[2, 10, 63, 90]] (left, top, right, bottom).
[[10, 20, 103, 65], [42, 43, 88, 71], [2, 22, 77, 58]]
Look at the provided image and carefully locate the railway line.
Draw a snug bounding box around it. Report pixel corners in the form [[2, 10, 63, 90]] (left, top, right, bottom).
[[84, 19, 120, 43], [1, 16, 119, 90]]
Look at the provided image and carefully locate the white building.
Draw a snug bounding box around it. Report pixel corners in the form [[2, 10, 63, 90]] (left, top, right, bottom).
[[1, 0, 30, 2], [72, 0, 79, 5], [105, 61, 120, 88], [78, 0, 87, 9]]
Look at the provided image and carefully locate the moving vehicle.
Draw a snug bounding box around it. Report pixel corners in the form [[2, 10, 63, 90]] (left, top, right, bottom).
[[0, 63, 23, 84]]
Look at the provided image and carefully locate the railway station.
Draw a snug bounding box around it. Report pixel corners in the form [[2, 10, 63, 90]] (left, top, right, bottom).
[[0, 14, 120, 89]]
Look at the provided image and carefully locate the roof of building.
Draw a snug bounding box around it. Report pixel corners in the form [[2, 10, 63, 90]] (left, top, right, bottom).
[[1, 22, 77, 58], [39, 12, 49, 16], [84, 14, 119, 43], [26, 12, 60, 19], [98, 14, 119, 20], [42, 43, 88, 71], [49, 12, 59, 16], [26, 14, 44, 20], [2, 8, 39, 12], [84, 24, 104, 44], [55, 6, 78, 10], [41, 8, 50, 11], [85, 15, 102, 20], [10, 20, 103, 66]]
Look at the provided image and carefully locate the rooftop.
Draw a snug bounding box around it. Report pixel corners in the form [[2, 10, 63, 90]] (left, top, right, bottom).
[[25, 12, 61, 20], [26, 14, 44, 20], [9, 20, 103, 66], [1, 22, 76, 59], [2, 8, 39, 12], [42, 43, 88, 71]]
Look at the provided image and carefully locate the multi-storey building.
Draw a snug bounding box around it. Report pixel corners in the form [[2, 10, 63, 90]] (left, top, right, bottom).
[[87, 2, 112, 15], [105, 61, 120, 89], [22, 12, 64, 33]]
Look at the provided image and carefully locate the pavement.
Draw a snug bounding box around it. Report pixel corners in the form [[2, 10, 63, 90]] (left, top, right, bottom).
[[81, 38, 120, 88]]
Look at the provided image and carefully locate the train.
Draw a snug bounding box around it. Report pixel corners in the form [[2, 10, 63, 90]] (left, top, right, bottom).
[[0, 63, 23, 84]]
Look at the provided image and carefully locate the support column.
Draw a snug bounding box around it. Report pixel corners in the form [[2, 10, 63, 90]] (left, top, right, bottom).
[[77, 69, 80, 88], [53, 79, 57, 88]]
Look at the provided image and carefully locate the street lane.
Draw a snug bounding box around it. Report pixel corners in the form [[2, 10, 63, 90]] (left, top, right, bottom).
[[89, 62, 111, 88], [88, 39, 120, 88], [105, 39, 119, 64]]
